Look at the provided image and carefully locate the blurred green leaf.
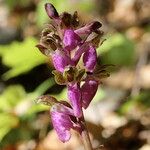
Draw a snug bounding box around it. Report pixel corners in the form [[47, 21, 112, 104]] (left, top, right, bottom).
[[0, 85, 26, 112], [92, 87, 106, 103], [77, 0, 94, 12], [0, 37, 46, 80], [0, 113, 19, 142], [5, 0, 31, 9], [0, 78, 54, 113], [119, 91, 150, 114], [0, 78, 54, 142], [98, 33, 135, 67], [25, 78, 55, 115]]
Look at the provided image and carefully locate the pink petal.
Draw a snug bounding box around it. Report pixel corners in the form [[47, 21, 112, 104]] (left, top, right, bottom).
[[67, 83, 82, 117], [51, 50, 73, 72], [63, 29, 81, 51], [51, 110, 73, 142], [81, 80, 98, 109], [83, 46, 97, 72], [75, 21, 102, 35]]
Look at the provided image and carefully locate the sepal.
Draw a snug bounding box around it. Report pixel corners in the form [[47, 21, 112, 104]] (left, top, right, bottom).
[[35, 95, 58, 106]]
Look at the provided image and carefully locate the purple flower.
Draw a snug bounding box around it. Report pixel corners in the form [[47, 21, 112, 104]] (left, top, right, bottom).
[[83, 45, 97, 72], [63, 29, 81, 51], [50, 103, 74, 142], [81, 79, 98, 109], [67, 83, 82, 117], [36, 2, 106, 144], [51, 50, 74, 72]]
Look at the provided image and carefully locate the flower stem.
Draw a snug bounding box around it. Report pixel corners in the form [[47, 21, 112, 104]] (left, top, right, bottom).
[[80, 112, 93, 150]]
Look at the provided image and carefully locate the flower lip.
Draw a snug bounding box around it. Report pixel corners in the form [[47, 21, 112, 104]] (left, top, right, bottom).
[[51, 110, 73, 142]]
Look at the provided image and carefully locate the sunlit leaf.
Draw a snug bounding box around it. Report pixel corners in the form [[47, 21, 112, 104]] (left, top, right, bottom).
[[0, 113, 19, 141], [97, 33, 135, 67], [0, 37, 46, 80], [0, 85, 26, 111]]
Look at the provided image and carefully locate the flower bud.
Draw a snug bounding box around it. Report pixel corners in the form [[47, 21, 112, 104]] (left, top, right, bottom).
[[45, 3, 59, 19]]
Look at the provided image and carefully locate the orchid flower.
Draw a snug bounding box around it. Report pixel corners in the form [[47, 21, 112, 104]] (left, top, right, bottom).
[[36, 3, 110, 149]]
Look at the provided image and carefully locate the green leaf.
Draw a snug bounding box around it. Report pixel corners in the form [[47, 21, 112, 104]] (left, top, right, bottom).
[[0, 113, 19, 141], [22, 78, 55, 116], [92, 87, 106, 103], [97, 33, 135, 67], [0, 85, 26, 111], [5, 0, 31, 9], [0, 37, 46, 80], [119, 91, 150, 114]]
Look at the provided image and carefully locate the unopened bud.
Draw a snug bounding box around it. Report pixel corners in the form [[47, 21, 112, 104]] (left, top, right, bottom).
[[45, 3, 59, 19]]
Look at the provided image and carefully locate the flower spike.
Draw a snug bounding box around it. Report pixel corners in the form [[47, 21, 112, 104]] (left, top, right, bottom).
[[36, 2, 109, 145]]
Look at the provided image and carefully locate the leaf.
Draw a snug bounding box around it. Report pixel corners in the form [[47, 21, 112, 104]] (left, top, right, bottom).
[[16, 78, 55, 116], [97, 33, 135, 67], [0, 85, 26, 111], [92, 87, 106, 103], [0, 37, 46, 80], [0, 113, 19, 141]]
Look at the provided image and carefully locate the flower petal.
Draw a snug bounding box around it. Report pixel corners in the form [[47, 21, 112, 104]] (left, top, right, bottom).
[[51, 50, 73, 72], [63, 29, 81, 51], [75, 21, 102, 35], [51, 103, 74, 116], [83, 46, 97, 72], [51, 110, 73, 142], [67, 83, 82, 117], [72, 43, 89, 65], [81, 79, 98, 109]]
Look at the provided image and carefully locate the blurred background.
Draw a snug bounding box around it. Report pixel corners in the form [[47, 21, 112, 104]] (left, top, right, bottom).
[[0, 0, 150, 150]]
